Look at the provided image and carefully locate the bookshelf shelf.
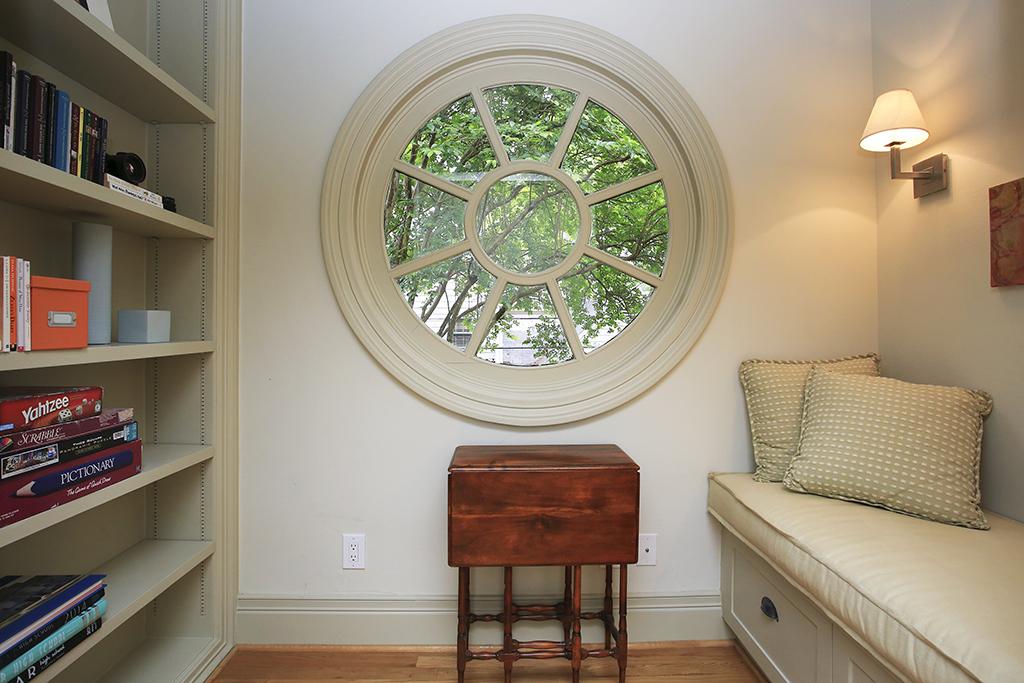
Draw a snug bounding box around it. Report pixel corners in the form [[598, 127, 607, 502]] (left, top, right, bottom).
[[0, 340, 215, 372], [98, 636, 219, 683], [0, 0, 215, 124], [30, 539, 215, 683], [0, 150, 215, 240], [0, 444, 214, 549]]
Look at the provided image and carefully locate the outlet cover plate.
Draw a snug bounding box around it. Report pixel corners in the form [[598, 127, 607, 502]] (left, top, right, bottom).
[[637, 533, 657, 566], [343, 533, 365, 569]]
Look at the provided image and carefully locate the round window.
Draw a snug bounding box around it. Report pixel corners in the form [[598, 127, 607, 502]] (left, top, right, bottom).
[[322, 17, 731, 425]]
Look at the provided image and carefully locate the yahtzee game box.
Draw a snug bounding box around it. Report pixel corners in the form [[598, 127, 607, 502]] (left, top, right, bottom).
[[0, 387, 103, 434]]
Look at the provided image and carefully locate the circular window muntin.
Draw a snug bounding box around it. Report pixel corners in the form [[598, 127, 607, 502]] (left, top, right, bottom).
[[323, 16, 731, 424]]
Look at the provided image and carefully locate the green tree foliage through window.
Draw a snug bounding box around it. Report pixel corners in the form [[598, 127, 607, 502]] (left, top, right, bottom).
[[401, 95, 497, 187], [562, 101, 656, 194], [479, 283, 572, 366], [558, 257, 654, 352], [477, 172, 579, 274], [485, 85, 577, 161], [591, 182, 669, 276], [385, 172, 465, 268], [396, 252, 494, 348]]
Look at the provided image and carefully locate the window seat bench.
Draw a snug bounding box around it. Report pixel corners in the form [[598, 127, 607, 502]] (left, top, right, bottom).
[[707, 472, 1024, 683]]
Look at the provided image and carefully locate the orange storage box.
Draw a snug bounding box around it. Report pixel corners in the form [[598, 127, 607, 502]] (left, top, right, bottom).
[[30, 276, 90, 350]]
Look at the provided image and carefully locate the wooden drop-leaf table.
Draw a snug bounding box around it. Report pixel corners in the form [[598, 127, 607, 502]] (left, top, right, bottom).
[[448, 445, 640, 683]]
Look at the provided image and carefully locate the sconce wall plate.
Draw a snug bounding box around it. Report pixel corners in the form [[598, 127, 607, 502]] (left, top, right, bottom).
[[912, 153, 948, 198]]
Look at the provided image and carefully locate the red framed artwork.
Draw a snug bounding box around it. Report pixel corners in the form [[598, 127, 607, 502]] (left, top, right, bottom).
[[990, 177, 1024, 287]]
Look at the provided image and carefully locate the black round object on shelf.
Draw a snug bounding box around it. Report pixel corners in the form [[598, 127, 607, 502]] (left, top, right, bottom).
[[105, 152, 147, 185]]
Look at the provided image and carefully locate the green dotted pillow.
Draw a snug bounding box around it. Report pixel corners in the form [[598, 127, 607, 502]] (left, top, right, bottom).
[[740, 354, 880, 482], [784, 369, 992, 529]]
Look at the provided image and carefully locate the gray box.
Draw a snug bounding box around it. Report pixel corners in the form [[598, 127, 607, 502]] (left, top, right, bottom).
[[117, 309, 171, 343]]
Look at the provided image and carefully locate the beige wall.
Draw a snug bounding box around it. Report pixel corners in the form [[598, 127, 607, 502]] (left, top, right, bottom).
[[871, 0, 1024, 521], [237, 0, 878, 642]]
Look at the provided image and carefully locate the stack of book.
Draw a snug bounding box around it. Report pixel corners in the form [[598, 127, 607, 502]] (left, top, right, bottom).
[[1, 256, 31, 353], [0, 387, 141, 530], [103, 175, 163, 209], [0, 51, 108, 184], [0, 575, 106, 682]]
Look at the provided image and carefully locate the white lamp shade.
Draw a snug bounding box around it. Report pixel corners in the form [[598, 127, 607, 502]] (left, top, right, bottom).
[[860, 89, 929, 151]]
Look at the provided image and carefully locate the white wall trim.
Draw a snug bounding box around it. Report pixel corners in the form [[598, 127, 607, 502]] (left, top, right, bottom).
[[212, 0, 243, 655], [236, 592, 730, 645]]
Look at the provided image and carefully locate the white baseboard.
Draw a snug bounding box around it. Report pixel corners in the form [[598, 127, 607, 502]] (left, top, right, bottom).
[[236, 592, 730, 645]]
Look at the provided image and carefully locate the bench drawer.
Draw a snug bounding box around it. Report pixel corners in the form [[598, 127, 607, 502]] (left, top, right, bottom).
[[722, 533, 832, 682], [833, 629, 900, 683]]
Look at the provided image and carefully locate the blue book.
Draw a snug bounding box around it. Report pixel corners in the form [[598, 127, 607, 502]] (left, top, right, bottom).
[[8, 618, 100, 682], [0, 575, 103, 653], [0, 588, 103, 668], [52, 91, 70, 172], [0, 599, 104, 683]]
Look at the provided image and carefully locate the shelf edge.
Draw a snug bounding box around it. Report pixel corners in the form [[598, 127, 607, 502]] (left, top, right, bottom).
[[0, 341, 216, 372]]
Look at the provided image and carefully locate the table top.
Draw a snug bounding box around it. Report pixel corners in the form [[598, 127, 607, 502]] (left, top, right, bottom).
[[449, 444, 638, 472]]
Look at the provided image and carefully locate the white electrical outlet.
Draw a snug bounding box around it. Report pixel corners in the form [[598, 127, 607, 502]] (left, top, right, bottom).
[[343, 533, 365, 569], [637, 533, 657, 566]]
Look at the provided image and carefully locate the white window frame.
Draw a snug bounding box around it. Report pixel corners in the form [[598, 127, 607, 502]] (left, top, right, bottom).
[[321, 16, 732, 426]]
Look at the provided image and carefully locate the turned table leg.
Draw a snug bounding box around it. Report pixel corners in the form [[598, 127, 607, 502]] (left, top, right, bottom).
[[603, 564, 613, 649], [571, 565, 582, 683], [563, 565, 573, 646], [618, 564, 628, 683], [457, 567, 469, 683], [503, 566, 514, 683]]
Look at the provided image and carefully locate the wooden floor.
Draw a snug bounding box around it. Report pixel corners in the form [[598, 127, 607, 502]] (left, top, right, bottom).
[[209, 642, 762, 683]]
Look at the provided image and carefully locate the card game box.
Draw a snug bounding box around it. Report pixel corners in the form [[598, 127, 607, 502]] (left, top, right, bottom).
[[0, 387, 103, 434]]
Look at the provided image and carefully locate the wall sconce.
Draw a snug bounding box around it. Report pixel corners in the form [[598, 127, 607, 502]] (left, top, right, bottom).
[[860, 89, 948, 198]]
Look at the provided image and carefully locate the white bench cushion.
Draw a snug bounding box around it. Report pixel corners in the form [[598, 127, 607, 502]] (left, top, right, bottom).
[[708, 472, 1024, 683]]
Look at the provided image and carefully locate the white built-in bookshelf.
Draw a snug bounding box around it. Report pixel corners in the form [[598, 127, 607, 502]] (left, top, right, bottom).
[[0, 1, 239, 681]]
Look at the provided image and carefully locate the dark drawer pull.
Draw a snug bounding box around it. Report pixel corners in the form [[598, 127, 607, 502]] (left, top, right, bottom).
[[760, 596, 779, 621]]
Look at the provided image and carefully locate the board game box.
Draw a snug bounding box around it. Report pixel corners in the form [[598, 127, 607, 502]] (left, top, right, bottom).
[[1, 421, 138, 480], [0, 408, 133, 454], [0, 439, 141, 529], [0, 387, 103, 434]]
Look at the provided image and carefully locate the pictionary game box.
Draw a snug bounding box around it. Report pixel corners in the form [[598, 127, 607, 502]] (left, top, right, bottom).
[[0, 439, 142, 529]]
